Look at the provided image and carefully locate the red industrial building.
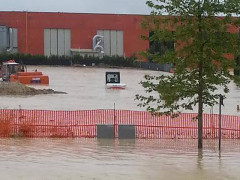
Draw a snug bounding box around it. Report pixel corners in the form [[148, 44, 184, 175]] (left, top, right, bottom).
[[0, 11, 238, 60], [0, 11, 148, 58]]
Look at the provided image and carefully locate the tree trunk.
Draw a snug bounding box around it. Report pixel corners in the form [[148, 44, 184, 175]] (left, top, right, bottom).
[[198, 97, 203, 149], [197, 4, 204, 149], [197, 50, 204, 149], [198, 48, 203, 149]]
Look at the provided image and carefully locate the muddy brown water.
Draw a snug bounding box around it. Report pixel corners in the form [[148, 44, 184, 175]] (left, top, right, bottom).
[[0, 66, 240, 115], [0, 138, 240, 180], [1, 66, 240, 179]]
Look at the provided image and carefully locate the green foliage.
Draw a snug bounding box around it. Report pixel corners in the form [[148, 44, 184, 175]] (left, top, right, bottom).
[[0, 53, 136, 67], [147, 31, 175, 62], [137, 0, 240, 115]]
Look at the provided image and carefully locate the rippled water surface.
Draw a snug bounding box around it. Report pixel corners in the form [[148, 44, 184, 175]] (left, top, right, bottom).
[[1, 66, 240, 179], [0, 138, 239, 180]]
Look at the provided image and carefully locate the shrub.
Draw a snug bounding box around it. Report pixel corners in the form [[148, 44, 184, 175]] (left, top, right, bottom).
[[18, 121, 35, 137], [0, 53, 137, 67], [0, 115, 13, 137]]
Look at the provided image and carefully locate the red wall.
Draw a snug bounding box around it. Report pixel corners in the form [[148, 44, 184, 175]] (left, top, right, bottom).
[[0, 11, 149, 58]]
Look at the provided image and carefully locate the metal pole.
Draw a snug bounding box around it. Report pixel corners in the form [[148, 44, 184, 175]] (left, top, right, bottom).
[[114, 103, 116, 138], [25, 11, 28, 53], [219, 95, 223, 151]]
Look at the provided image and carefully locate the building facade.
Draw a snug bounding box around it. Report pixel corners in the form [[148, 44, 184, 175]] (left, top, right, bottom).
[[0, 11, 149, 58]]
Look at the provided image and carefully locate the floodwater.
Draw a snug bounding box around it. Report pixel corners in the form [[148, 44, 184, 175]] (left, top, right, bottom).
[[0, 66, 162, 111], [0, 138, 240, 180], [0, 66, 240, 115], [1, 66, 240, 179]]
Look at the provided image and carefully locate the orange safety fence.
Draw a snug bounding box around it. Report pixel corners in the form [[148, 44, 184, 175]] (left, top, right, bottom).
[[0, 109, 240, 139]]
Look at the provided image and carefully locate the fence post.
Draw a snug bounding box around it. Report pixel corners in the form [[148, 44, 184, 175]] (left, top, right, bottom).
[[113, 103, 116, 138]]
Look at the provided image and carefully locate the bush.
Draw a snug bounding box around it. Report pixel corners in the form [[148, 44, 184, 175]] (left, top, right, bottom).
[[0, 53, 137, 67], [0, 116, 12, 137]]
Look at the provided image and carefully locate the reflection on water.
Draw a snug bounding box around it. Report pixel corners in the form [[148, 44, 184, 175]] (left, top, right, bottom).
[[0, 138, 240, 180]]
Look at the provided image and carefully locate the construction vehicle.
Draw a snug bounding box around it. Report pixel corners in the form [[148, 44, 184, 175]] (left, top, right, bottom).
[[0, 60, 49, 85]]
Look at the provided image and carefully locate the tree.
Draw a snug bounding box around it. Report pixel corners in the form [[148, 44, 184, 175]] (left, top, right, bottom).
[[136, 0, 240, 148]]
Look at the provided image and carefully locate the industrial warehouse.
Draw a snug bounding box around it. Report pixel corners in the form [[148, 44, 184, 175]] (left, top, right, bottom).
[[0, 11, 148, 58], [1, 0, 240, 178]]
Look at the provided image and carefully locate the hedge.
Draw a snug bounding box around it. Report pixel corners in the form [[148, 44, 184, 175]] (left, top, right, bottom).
[[0, 53, 137, 67]]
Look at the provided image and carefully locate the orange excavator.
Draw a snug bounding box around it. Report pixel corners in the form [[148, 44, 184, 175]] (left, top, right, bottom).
[[0, 60, 49, 85]]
